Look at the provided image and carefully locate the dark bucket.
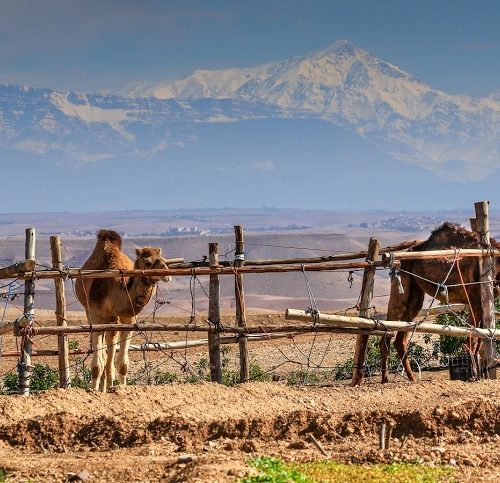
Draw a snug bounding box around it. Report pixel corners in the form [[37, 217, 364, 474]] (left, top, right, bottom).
[[448, 354, 473, 381]]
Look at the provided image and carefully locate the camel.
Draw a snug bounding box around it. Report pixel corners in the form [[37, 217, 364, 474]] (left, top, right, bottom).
[[75, 230, 170, 391], [381, 222, 500, 383]]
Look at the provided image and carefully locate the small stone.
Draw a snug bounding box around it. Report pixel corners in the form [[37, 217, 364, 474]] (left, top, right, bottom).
[[459, 430, 473, 442], [224, 441, 237, 451], [448, 458, 457, 466], [208, 440, 217, 448], [430, 446, 446, 454], [67, 470, 90, 482], [434, 406, 445, 417], [288, 440, 306, 449], [177, 455, 195, 464], [241, 440, 257, 453]]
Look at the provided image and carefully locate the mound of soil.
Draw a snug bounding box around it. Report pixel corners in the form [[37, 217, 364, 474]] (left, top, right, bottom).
[[0, 381, 499, 481]]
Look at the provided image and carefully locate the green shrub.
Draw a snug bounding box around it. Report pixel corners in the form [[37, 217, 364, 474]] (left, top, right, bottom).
[[2, 363, 58, 393], [70, 358, 91, 389], [154, 370, 178, 384]]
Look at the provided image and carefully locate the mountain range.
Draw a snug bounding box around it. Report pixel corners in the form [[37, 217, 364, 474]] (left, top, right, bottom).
[[1, 39, 499, 181]]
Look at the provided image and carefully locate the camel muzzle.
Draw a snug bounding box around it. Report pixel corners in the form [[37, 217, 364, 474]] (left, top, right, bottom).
[[152, 259, 171, 283]]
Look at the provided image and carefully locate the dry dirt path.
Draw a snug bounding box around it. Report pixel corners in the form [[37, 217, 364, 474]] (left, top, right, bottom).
[[0, 380, 499, 482]]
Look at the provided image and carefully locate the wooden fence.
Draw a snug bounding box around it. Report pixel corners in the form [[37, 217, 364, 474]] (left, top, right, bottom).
[[0, 201, 498, 394]]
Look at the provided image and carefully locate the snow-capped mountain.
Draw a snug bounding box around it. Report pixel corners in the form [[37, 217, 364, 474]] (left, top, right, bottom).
[[0, 85, 284, 164], [124, 39, 500, 180], [1, 40, 499, 180]]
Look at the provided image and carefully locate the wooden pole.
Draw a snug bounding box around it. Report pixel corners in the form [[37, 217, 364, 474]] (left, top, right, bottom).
[[50, 236, 70, 388], [186, 240, 418, 268], [17, 228, 35, 395], [18, 323, 393, 337], [235, 225, 249, 382], [475, 201, 497, 379], [208, 242, 222, 383], [381, 248, 500, 262], [6, 333, 291, 357], [12, 259, 395, 281], [285, 309, 500, 340], [352, 237, 380, 386], [379, 421, 387, 450], [470, 218, 478, 232], [0, 259, 35, 279]]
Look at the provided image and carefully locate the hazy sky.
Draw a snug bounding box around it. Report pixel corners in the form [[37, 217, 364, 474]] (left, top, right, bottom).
[[0, 0, 499, 96], [1, 1, 499, 213]]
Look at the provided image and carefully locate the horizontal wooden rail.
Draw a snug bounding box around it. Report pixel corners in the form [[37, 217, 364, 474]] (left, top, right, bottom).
[[0, 332, 300, 358], [285, 309, 500, 340], [17, 323, 392, 337], [10, 259, 396, 281], [170, 240, 421, 268], [382, 248, 500, 262], [374, 304, 469, 321], [0, 260, 35, 279]]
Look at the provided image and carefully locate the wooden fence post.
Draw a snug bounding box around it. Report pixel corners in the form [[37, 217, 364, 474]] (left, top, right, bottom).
[[234, 225, 249, 382], [50, 236, 70, 388], [352, 237, 381, 386], [16, 228, 35, 395], [474, 201, 497, 379], [208, 242, 222, 383]]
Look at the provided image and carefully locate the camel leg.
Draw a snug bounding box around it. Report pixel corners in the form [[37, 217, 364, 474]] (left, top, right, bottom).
[[383, 271, 410, 383], [90, 331, 105, 391], [117, 318, 133, 385], [103, 331, 118, 391], [394, 278, 425, 382]]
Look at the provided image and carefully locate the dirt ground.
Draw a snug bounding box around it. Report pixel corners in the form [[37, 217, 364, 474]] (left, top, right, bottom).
[[0, 380, 498, 482]]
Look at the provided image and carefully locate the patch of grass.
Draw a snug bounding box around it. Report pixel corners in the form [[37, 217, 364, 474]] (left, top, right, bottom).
[[286, 370, 320, 385], [153, 370, 178, 385], [242, 458, 455, 483], [242, 456, 310, 482], [297, 461, 455, 483]]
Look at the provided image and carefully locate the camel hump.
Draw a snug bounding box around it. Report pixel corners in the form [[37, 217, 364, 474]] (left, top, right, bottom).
[[97, 229, 122, 248], [412, 222, 480, 251]]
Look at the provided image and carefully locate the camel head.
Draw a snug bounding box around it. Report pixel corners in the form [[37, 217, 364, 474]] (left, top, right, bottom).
[[96, 229, 122, 249], [135, 247, 171, 284]]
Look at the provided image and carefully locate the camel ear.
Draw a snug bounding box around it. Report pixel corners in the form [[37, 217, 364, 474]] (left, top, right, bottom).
[[136, 248, 142, 258]]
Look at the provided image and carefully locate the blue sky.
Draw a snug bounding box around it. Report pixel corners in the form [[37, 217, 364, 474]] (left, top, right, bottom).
[[0, 0, 499, 96]]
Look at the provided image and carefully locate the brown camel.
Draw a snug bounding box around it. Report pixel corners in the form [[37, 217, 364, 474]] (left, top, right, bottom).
[[381, 222, 500, 383], [75, 230, 170, 391]]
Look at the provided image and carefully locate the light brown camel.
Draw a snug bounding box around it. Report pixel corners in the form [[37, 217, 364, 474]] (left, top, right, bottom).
[[75, 230, 170, 391], [381, 222, 500, 383]]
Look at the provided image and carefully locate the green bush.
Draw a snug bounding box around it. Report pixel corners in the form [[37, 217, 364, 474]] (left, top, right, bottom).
[[2, 363, 58, 393], [70, 357, 91, 389], [435, 300, 500, 362], [154, 370, 178, 384]]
